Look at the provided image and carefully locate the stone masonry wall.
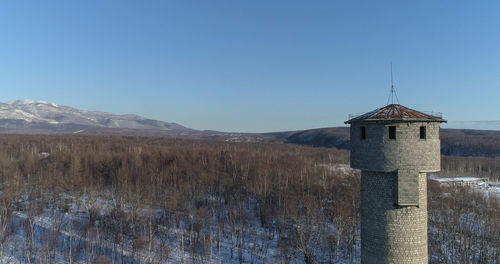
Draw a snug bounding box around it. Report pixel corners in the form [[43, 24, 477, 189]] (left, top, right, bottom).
[[361, 171, 428, 264], [350, 122, 441, 172]]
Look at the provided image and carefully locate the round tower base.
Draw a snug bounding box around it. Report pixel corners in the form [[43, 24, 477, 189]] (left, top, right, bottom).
[[361, 171, 428, 264]]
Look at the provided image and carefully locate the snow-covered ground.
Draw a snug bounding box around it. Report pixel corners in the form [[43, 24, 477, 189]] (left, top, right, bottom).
[[430, 175, 500, 198], [0, 193, 359, 264], [2, 167, 495, 264]]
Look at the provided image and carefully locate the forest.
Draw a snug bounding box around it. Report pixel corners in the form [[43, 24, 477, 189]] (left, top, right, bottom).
[[0, 134, 497, 263]]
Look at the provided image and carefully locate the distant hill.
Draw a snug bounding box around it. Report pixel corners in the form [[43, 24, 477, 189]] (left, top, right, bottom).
[[440, 129, 500, 157], [268, 127, 350, 149], [276, 126, 500, 157]]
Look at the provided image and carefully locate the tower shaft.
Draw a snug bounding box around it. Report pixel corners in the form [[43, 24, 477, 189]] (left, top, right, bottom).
[[361, 171, 428, 264]]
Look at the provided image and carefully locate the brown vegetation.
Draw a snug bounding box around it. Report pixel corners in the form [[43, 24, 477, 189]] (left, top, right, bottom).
[[0, 134, 496, 263], [0, 135, 356, 263], [428, 181, 500, 263], [442, 155, 500, 181]]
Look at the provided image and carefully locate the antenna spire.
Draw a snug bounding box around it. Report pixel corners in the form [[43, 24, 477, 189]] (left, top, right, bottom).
[[386, 62, 400, 105]]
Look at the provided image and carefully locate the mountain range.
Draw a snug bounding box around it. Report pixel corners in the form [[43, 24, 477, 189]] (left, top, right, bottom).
[[0, 100, 191, 134], [1, 100, 500, 157], [0, 100, 271, 142]]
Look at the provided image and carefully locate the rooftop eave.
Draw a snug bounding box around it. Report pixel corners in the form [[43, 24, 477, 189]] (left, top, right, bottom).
[[345, 118, 447, 124]]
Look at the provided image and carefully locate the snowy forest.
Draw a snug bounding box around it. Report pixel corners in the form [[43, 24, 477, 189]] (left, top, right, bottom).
[[0, 135, 497, 263]]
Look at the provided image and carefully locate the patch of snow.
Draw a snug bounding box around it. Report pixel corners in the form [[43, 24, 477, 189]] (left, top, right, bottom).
[[433, 177, 487, 183], [9, 99, 35, 104], [318, 163, 358, 176], [0, 256, 20, 264], [38, 152, 50, 158], [35, 100, 58, 107], [432, 176, 500, 199]]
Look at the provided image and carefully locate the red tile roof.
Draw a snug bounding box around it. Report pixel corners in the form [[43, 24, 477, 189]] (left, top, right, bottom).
[[345, 104, 446, 124]]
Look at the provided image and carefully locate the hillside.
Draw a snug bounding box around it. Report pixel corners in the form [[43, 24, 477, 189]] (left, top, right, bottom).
[[279, 127, 500, 158], [269, 127, 350, 149]]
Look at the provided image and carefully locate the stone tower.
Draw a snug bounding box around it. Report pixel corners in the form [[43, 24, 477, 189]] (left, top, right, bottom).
[[345, 104, 446, 264]]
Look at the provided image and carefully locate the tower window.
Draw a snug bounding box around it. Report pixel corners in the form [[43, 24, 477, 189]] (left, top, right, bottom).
[[361, 126, 366, 140], [420, 126, 426, 139], [388, 126, 396, 139]]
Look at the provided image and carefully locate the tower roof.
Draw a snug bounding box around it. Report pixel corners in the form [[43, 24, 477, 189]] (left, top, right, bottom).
[[345, 104, 446, 124]]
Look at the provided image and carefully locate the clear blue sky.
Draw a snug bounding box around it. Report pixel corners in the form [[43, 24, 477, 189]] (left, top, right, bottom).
[[1, 1, 499, 132]]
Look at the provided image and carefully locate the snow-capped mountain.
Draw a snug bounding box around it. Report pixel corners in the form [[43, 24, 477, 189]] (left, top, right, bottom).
[[0, 100, 190, 134]]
